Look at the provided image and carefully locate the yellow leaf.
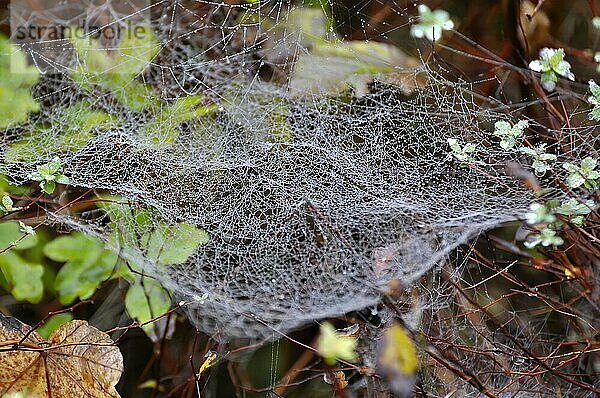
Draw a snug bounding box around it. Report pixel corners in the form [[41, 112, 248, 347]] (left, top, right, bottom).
[[317, 322, 357, 365], [379, 324, 418, 374], [197, 352, 217, 379], [378, 324, 418, 398]]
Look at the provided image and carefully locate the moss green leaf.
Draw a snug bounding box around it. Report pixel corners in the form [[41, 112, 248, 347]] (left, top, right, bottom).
[[69, 25, 160, 111], [0, 221, 38, 250]]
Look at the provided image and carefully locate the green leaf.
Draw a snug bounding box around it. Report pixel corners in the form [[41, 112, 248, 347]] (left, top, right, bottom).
[[1, 195, 13, 212], [146, 224, 209, 265], [69, 25, 160, 111], [36, 312, 74, 339], [493, 121, 511, 134], [6, 101, 115, 162], [46, 157, 62, 175], [0, 221, 38, 250], [0, 250, 44, 303], [580, 157, 597, 171], [566, 173, 585, 189], [40, 180, 55, 194], [116, 25, 161, 76], [589, 80, 600, 98], [44, 232, 118, 304], [548, 49, 564, 69], [55, 175, 70, 185], [142, 95, 218, 144], [317, 322, 357, 365], [540, 72, 557, 91], [125, 278, 172, 339]]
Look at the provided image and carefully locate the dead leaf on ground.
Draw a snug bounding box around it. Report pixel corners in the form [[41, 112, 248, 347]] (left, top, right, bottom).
[[0, 314, 123, 397]]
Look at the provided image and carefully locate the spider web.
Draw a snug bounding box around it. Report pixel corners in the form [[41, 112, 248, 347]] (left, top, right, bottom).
[[0, 0, 583, 346]]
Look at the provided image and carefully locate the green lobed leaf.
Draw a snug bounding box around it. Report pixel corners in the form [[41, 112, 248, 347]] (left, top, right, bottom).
[[0, 250, 44, 303], [146, 224, 210, 266], [0, 221, 38, 250], [125, 278, 172, 339], [44, 232, 118, 304]]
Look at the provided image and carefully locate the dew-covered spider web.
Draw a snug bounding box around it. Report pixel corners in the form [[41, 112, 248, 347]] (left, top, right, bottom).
[[0, 0, 588, 343]]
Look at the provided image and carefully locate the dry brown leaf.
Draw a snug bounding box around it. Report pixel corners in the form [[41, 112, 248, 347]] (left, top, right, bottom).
[[0, 314, 123, 397]]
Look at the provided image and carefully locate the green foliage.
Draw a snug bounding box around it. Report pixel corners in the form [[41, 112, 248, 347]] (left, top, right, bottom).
[[556, 198, 595, 226], [317, 322, 357, 365], [0, 34, 40, 129], [447, 138, 477, 163], [528, 48, 574, 92], [37, 312, 74, 339], [43, 232, 118, 305], [123, 220, 208, 340], [410, 4, 454, 42], [125, 278, 171, 338], [493, 120, 527, 149], [519, 144, 556, 176], [145, 223, 210, 266], [142, 95, 217, 144], [28, 157, 70, 194], [69, 25, 160, 111], [0, 174, 29, 197], [0, 222, 44, 303], [524, 227, 564, 248], [6, 101, 116, 162], [99, 197, 209, 339], [562, 157, 599, 189]]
